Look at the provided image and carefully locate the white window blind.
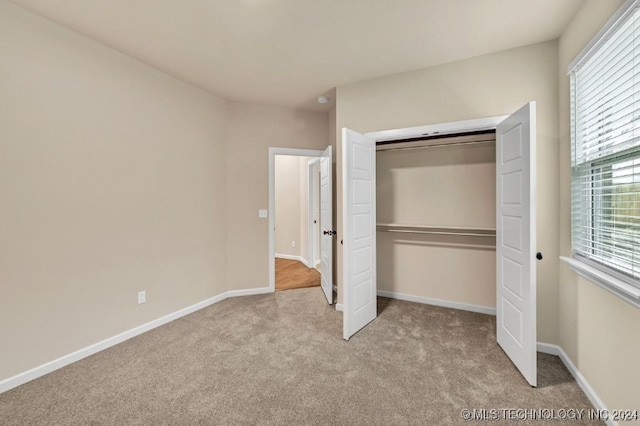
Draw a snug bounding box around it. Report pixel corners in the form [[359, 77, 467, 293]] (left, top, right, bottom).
[[570, 0, 640, 287]]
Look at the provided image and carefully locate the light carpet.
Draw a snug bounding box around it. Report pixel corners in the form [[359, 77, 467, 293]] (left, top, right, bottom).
[[0, 288, 600, 425]]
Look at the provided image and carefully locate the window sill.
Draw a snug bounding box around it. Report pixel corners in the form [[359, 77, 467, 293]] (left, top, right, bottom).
[[560, 256, 640, 309]]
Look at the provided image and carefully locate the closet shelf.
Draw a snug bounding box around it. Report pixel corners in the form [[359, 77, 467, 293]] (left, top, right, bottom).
[[376, 131, 495, 152], [376, 223, 496, 237]]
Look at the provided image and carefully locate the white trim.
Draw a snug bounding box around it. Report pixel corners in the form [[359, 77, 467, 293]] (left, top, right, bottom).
[[536, 343, 615, 426], [561, 256, 640, 309], [226, 287, 272, 298], [0, 292, 229, 394], [567, 0, 639, 73], [269, 148, 324, 293], [0, 287, 279, 394], [307, 158, 320, 275], [377, 290, 496, 316], [535, 342, 560, 356], [275, 253, 310, 267], [335, 303, 344, 312], [364, 116, 507, 142]]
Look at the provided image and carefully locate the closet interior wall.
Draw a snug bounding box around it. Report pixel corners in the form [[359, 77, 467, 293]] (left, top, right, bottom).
[[376, 133, 497, 310]]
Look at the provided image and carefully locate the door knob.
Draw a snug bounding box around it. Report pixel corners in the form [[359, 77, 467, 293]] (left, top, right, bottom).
[[536, 252, 543, 260]]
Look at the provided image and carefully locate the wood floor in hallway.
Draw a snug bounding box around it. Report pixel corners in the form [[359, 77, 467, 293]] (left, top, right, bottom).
[[275, 258, 320, 291]]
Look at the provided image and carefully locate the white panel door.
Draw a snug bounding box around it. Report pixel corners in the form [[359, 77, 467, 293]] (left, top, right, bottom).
[[342, 128, 377, 340], [496, 102, 537, 387], [320, 146, 333, 305]]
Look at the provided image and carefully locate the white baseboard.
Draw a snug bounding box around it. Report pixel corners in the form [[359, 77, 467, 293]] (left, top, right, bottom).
[[377, 290, 496, 316], [226, 287, 272, 298], [275, 254, 313, 268], [0, 286, 277, 395], [536, 342, 614, 426], [275, 253, 302, 262], [335, 303, 343, 312], [315, 259, 321, 267], [0, 292, 229, 394], [536, 342, 560, 356]]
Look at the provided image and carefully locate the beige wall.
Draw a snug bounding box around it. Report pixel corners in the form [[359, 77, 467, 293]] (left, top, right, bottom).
[[275, 156, 302, 257], [336, 41, 560, 344], [226, 103, 329, 291], [377, 141, 497, 308], [0, 1, 228, 381], [558, 0, 640, 413], [0, 2, 331, 384]]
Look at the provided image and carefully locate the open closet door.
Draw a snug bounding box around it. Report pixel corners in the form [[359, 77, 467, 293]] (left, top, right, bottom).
[[342, 128, 377, 340], [320, 146, 333, 305], [496, 102, 537, 387]]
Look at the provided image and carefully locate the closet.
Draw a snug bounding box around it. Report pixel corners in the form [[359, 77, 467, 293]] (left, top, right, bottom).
[[342, 103, 536, 385], [375, 131, 498, 312]]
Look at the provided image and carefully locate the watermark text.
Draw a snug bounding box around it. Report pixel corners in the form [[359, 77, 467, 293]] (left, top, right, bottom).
[[460, 408, 638, 422]]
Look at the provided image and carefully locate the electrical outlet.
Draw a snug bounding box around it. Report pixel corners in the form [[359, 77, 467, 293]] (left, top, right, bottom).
[[291, 241, 296, 248], [138, 291, 146, 304]]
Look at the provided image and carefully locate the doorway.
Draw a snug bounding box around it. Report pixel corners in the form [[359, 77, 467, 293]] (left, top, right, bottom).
[[273, 154, 319, 291], [268, 147, 334, 304]]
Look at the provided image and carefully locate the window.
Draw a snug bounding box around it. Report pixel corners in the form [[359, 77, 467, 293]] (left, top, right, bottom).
[[569, 0, 640, 294]]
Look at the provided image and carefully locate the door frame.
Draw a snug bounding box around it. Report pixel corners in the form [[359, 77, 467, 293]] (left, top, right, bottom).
[[268, 147, 324, 292], [307, 158, 321, 272], [363, 116, 507, 142]]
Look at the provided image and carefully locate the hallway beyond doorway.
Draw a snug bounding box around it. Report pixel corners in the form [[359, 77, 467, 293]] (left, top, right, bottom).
[[275, 258, 320, 291]]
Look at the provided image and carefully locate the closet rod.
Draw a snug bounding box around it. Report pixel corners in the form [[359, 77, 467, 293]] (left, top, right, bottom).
[[376, 138, 494, 152], [379, 229, 496, 237], [376, 225, 496, 237]]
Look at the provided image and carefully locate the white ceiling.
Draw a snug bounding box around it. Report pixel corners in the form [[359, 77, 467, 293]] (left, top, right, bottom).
[[9, 0, 583, 111]]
